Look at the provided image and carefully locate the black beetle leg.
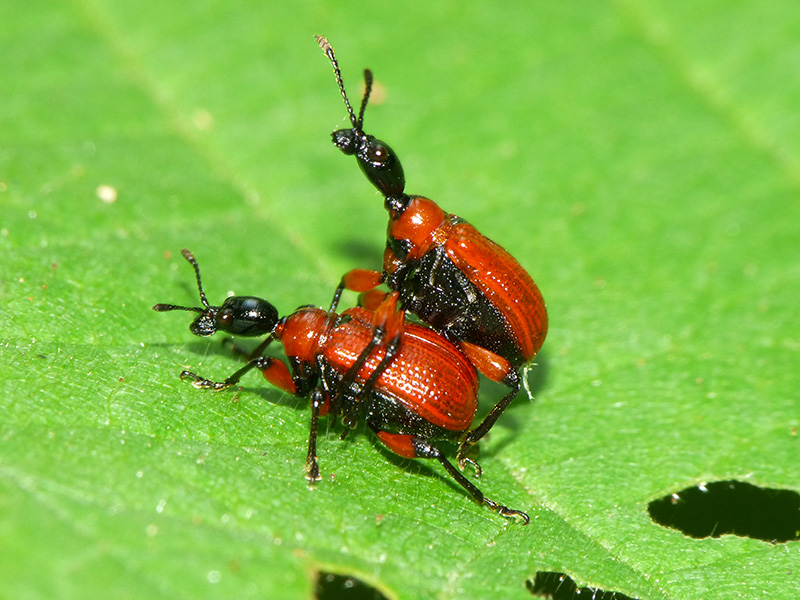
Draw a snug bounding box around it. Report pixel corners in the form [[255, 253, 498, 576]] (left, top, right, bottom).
[[456, 369, 520, 472], [305, 389, 326, 483], [181, 355, 274, 391]]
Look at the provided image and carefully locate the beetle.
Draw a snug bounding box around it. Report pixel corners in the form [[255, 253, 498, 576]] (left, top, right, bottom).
[[153, 249, 529, 523], [316, 36, 548, 470]]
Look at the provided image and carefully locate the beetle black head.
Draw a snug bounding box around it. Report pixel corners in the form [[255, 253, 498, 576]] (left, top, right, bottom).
[[316, 35, 406, 200], [152, 249, 279, 338]]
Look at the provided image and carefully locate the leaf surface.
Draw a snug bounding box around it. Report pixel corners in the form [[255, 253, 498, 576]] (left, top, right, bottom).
[[2, 2, 798, 598]]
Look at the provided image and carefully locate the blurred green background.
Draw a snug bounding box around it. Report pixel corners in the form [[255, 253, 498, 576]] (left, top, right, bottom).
[[2, 2, 798, 598]]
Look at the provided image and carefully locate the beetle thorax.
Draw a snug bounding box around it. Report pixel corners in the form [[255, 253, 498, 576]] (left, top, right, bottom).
[[388, 196, 448, 261], [275, 307, 331, 364]]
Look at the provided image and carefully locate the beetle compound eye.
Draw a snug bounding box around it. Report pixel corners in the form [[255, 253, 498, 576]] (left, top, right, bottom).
[[217, 308, 234, 328], [366, 142, 389, 166]]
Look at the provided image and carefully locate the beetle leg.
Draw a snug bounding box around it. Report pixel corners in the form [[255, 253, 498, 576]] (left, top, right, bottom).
[[178, 335, 278, 391], [456, 376, 520, 473], [181, 352, 309, 404], [221, 334, 274, 361], [335, 334, 383, 436], [338, 293, 406, 434], [258, 356, 300, 395], [522, 364, 535, 401], [371, 427, 529, 524], [329, 268, 385, 313], [456, 376, 520, 474], [359, 288, 389, 311], [455, 341, 521, 473], [305, 388, 327, 483], [180, 354, 272, 391], [339, 329, 401, 438]]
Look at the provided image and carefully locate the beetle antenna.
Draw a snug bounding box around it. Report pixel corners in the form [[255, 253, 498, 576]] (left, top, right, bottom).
[[357, 69, 373, 130], [316, 35, 369, 131], [179, 248, 211, 309], [151, 249, 211, 314], [152, 302, 204, 314]]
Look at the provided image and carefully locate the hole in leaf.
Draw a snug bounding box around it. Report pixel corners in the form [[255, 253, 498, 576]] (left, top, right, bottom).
[[648, 479, 800, 543], [315, 571, 388, 600], [526, 571, 637, 599]]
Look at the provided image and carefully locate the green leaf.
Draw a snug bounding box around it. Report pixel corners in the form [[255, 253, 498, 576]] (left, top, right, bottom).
[[2, 1, 798, 598]]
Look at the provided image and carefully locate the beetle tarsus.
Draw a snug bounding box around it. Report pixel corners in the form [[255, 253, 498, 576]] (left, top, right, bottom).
[[483, 498, 530, 525], [306, 459, 322, 484], [305, 390, 325, 483], [180, 370, 233, 391], [434, 451, 526, 523]]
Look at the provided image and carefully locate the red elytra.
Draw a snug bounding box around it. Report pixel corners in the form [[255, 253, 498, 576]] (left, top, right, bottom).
[[274, 304, 478, 431], [383, 195, 547, 363], [153, 249, 529, 523]]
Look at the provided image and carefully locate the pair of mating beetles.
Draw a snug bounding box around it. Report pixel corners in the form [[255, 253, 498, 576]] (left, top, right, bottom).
[[154, 36, 548, 523]]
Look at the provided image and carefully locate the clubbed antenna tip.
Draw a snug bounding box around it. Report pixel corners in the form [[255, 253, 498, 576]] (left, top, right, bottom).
[[315, 34, 332, 54], [151, 249, 211, 314], [315, 34, 372, 132]]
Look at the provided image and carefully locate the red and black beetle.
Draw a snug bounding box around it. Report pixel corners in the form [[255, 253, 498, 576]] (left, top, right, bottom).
[[153, 249, 529, 523], [316, 36, 548, 468]]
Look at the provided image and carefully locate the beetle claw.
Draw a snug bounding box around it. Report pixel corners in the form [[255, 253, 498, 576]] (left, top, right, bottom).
[[500, 506, 531, 525], [457, 455, 483, 479], [483, 498, 530, 525], [339, 408, 360, 437], [456, 443, 483, 478]]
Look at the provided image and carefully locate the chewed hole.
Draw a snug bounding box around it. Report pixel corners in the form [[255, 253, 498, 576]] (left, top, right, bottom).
[[526, 571, 637, 599], [648, 479, 800, 543], [315, 571, 388, 600]]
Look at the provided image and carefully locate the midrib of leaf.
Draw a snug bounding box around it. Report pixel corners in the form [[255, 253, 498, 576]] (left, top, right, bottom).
[[69, 0, 341, 284]]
